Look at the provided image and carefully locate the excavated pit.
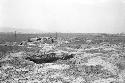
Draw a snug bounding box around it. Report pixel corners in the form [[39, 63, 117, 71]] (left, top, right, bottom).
[[25, 53, 74, 64]]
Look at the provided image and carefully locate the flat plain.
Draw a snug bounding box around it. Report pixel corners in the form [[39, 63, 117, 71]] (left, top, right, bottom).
[[0, 33, 125, 83]]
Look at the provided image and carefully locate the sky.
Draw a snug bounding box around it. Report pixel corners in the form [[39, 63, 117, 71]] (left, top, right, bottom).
[[0, 0, 125, 33]]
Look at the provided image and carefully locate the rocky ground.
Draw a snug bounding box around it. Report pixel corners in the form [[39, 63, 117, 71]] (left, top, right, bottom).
[[0, 43, 125, 83]]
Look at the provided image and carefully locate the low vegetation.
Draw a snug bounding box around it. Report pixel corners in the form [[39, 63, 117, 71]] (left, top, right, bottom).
[[0, 33, 125, 83]]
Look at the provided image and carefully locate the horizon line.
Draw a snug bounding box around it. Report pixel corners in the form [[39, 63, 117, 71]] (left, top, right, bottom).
[[0, 31, 124, 35]]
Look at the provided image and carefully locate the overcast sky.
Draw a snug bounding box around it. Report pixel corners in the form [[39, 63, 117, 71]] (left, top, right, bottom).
[[0, 0, 125, 33]]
